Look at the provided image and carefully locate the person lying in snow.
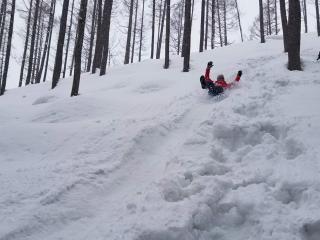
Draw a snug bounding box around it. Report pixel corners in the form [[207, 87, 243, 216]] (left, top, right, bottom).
[[200, 61, 242, 96]]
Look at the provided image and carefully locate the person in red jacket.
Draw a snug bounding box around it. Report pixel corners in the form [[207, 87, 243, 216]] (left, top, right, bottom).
[[215, 71, 242, 89]]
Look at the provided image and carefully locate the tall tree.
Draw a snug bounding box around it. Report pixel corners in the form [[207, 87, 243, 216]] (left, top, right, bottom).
[[0, 0, 15, 95], [52, 0, 70, 89], [25, 0, 40, 85], [223, 0, 227, 45], [217, 0, 223, 46], [199, 0, 205, 52], [71, 0, 88, 96], [19, 0, 33, 87], [63, 0, 75, 78], [182, 0, 191, 72], [131, 0, 139, 63], [316, 0, 320, 36], [279, 0, 288, 51], [156, 0, 167, 59], [124, 0, 135, 64], [91, 0, 102, 73], [234, 0, 243, 42], [164, 0, 170, 68], [99, 0, 114, 76], [43, 0, 56, 82], [302, 0, 308, 33], [151, 0, 155, 58], [139, 0, 145, 62], [87, 0, 97, 72], [35, 0, 56, 84], [287, 0, 301, 70], [259, 0, 266, 43], [205, 0, 209, 49], [211, 0, 215, 49]]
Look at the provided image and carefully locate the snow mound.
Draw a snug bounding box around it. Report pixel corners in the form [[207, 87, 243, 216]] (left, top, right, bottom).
[[1, 34, 320, 240]]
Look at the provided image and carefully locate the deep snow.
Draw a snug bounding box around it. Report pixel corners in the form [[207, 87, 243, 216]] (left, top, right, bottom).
[[1, 34, 320, 240]]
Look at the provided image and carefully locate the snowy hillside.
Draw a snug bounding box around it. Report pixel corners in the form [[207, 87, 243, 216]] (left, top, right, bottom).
[[1, 34, 320, 240]]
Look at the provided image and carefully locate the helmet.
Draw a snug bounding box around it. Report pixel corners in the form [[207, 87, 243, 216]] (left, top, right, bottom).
[[207, 61, 213, 68], [217, 74, 225, 81]]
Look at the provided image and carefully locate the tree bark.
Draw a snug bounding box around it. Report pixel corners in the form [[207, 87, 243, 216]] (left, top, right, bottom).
[[164, 0, 170, 68], [199, 0, 205, 52], [62, 0, 75, 78], [99, 0, 114, 76], [302, 0, 308, 33], [139, 0, 145, 62], [211, 0, 215, 49], [223, 0, 227, 45], [71, 0, 88, 96], [156, 0, 167, 59], [287, 0, 301, 71], [151, 0, 155, 58], [183, 0, 191, 72], [92, 0, 103, 73], [0, 0, 15, 95], [316, 0, 320, 36], [279, 0, 288, 51], [235, 0, 243, 42], [124, 0, 134, 64], [25, 0, 40, 85], [259, 0, 266, 43], [217, 0, 223, 46], [131, 0, 139, 63], [35, 0, 55, 84], [52, 0, 70, 89]]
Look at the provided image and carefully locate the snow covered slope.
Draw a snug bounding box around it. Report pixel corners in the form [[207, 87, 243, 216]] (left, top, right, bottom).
[[1, 34, 320, 240]]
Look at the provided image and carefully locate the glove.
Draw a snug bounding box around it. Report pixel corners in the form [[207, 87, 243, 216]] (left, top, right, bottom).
[[237, 70, 242, 77]]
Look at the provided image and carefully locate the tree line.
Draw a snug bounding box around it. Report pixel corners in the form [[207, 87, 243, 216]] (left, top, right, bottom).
[[0, 0, 319, 96]]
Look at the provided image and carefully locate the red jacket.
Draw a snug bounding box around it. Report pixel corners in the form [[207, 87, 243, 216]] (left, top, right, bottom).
[[215, 75, 240, 89]]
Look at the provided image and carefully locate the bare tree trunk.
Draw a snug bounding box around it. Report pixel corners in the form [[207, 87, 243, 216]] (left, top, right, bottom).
[[99, 0, 114, 76], [275, 0, 278, 34], [139, 0, 145, 62], [124, 0, 134, 64], [302, 0, 308, 33], [199, 0, 205, 52], [259, 0, 266, 43], [287, 0, 301, 70], [156, 0, 167, 59], [52, 0, 70, 89], [43, 0, 56, 82], [211, 0, 215, 49], [151, 0, 155, 58], [223, 0, 227, 45], [86, 0, 97, 72], [35, 0, 55, 84], [183, 0, 191, 72], [267, 0, 272, 35], [177, 0, 184, 55], [18, 0, 33, 87], [280, 0, 288, 51], [316, 0, 320, 36], [164, 0, 170, 68], [0, 0, 15, 95], [92, 0, 103, 73], [25, 0, 40, 85], [131, 0, 139, 63], [235, 0, 243, 42], [217, 0, 223, 46], [71, 0, 88, 96], [205, 0, 209, 50], [62, 0, 75, 78]]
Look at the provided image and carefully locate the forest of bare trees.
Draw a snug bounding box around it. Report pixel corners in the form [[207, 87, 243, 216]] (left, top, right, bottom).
[[0, 0, 318, 96]]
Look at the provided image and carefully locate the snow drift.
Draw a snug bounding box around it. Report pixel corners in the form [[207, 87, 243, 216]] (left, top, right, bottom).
[[0, 34, 320, 240]]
